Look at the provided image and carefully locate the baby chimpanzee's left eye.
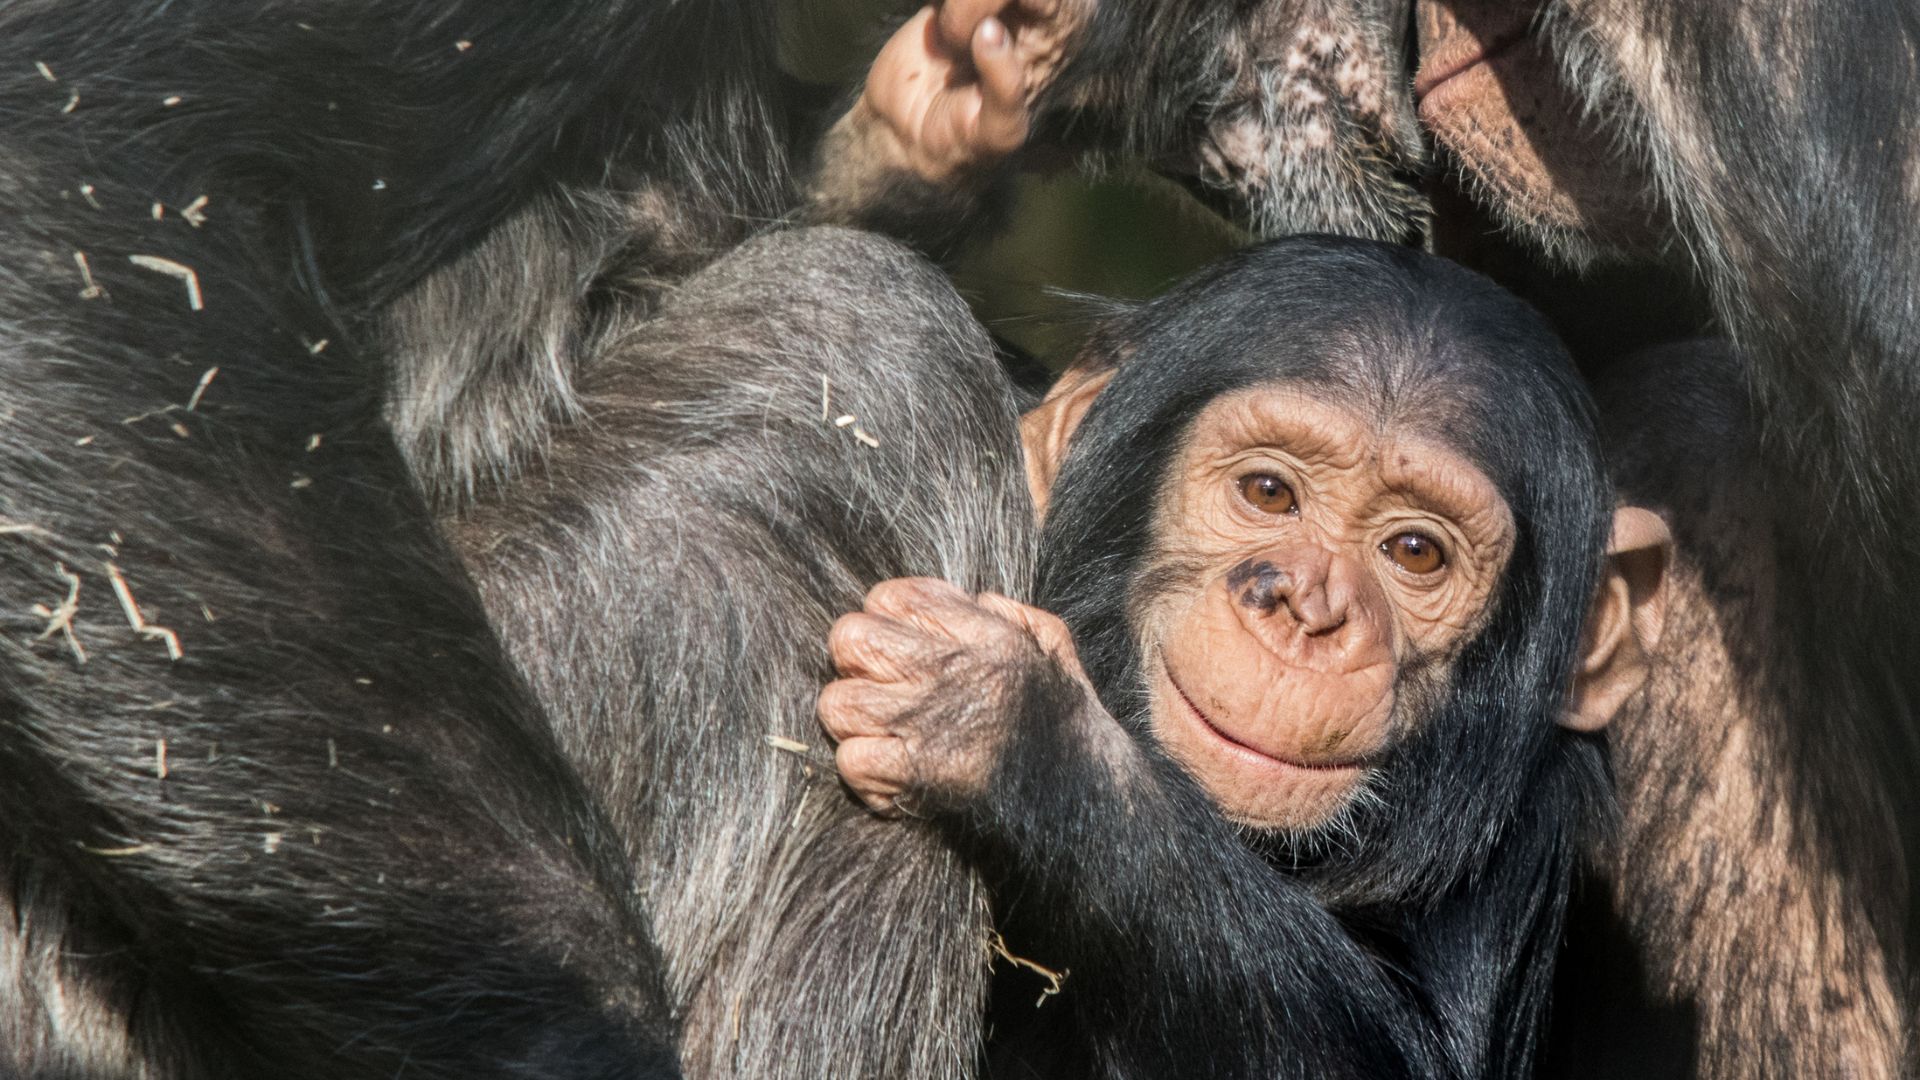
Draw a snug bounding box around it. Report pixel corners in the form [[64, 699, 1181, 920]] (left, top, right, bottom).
[[1383, 532, 1445, 574]]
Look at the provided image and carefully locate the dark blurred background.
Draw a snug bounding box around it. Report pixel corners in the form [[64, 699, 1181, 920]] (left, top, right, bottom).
[[780, 0, 1242, 365]]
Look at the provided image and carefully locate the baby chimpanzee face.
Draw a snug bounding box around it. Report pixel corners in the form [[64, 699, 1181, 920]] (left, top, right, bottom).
[[1134, 383, 1515, 831]]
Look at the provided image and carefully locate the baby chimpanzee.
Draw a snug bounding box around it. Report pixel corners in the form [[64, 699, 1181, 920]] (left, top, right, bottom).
[[823, 236, 1670, 1080]]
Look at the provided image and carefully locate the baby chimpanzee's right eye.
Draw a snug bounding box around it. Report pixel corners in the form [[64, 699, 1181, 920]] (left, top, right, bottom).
[[1239, 473, 1297, 515]]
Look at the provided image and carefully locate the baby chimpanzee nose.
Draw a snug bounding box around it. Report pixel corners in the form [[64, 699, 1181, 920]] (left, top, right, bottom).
[[1226, 550, 1350, 636]]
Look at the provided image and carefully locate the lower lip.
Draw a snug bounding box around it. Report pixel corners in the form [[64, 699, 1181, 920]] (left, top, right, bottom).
[[1413, 34, 1523, 104], [1164, 666, 1366, 776]]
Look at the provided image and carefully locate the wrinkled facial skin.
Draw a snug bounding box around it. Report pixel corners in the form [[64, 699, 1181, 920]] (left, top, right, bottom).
[[1412, 0, 1661, 259], [1136, 386, 1515, 831]]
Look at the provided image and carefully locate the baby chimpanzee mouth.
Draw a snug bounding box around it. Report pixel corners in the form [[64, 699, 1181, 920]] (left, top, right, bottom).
[[1163, 661, 1370, 774]]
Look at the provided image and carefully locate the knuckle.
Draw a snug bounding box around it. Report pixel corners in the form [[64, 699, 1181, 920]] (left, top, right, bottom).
[[838, 736, 907, 785], [907, 576, 967, 602], [871, 577, 976, 631], [866, 577, 938, 615], [1032, 609, 1072, 644], [832, 611, 896, 653], [974, 592, 1033, 635], [865, 578, 909, 606], [835, 736, 871, 772], [827, 611, 867, 650], [818, 676, 853, 710], [816, 681, 859, 732]]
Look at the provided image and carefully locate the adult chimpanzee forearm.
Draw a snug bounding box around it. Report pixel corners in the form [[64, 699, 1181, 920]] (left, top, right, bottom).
[[930, 676, 1444, 1080], [447, 226, 1038, 1080], [800, 0, 1088, 259], [805, 103, 1015, 260]]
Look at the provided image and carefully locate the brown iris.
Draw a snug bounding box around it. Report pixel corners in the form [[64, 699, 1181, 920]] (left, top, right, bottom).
[[1384, 532, 1445, 574], [1239, 473, 1297, 514]]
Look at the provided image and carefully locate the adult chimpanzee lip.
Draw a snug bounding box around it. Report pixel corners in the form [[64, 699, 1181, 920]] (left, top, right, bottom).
[[1164, 663, 1367, 774], [1413, 30, 1526, 103]]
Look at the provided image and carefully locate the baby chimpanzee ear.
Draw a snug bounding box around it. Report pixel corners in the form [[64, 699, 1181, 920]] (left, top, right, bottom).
[[1020, 363, 1116, 518], [1562, 506, 1673, 732]]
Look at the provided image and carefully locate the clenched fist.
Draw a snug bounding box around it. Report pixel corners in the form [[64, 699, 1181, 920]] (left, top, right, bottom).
[[818, 577, 1089, 815]]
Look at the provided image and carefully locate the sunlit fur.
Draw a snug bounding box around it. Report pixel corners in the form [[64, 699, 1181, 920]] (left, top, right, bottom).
[[1043, 0, 1428, 242]]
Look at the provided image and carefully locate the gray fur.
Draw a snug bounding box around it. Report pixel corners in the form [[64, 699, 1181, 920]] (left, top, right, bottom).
[[1, 869, 164, 1080], [447, 227, 1037, 1079]]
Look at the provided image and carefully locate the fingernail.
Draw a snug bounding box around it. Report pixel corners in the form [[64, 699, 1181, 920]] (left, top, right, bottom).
[[979, 17, 1007, 49]]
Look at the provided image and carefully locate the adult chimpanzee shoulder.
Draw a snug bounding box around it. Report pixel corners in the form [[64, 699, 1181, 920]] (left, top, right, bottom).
[[1410, 6, 1919, 1074], [824, 236, 1672, 1079]]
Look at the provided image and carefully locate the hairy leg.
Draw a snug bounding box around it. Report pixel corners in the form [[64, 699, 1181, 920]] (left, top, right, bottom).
[[449, 226, 1036, 1079]]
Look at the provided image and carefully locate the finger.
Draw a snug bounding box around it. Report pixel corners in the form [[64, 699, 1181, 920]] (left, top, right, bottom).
[[935, 0, 1008, 56], [827, 611, 939, 681], [836, 736, 913, 813], [976, 592, 1089, 678], [865, 8, 942, 124], [863, 577, 985, 638], [974, 592, 1058, 647], [866, 576, 971, 614], [817, 677, 900, 741], [969, 17, 1030, 154]]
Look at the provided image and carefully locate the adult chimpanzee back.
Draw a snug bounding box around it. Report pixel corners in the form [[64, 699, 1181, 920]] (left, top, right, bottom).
[[0, 2, 765, 1075], [445, 227, 1040, 1079]]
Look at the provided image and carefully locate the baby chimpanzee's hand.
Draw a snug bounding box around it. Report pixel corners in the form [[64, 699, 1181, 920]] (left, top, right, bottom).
[[855, 0, 1081, 183], [819, 577, 1089, 815]]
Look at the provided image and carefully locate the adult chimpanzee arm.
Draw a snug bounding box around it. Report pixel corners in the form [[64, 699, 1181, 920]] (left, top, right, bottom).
[[0, 185, 678, 1077]]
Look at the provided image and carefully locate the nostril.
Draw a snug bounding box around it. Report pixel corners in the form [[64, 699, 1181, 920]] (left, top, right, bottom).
[[1287, 590, 1347, 636], [1227, 559, 1350, 634]]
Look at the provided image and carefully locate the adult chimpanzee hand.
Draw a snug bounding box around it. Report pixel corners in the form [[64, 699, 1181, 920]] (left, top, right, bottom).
[[806, 0, 1088, 251], [820, 577, 1093, 815], [852, 0, 1083, 184]]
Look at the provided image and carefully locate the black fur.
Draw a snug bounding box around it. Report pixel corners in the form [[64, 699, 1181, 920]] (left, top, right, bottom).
[[0, 0, 1452, 1072], [919, 237, 1614, 1079]]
